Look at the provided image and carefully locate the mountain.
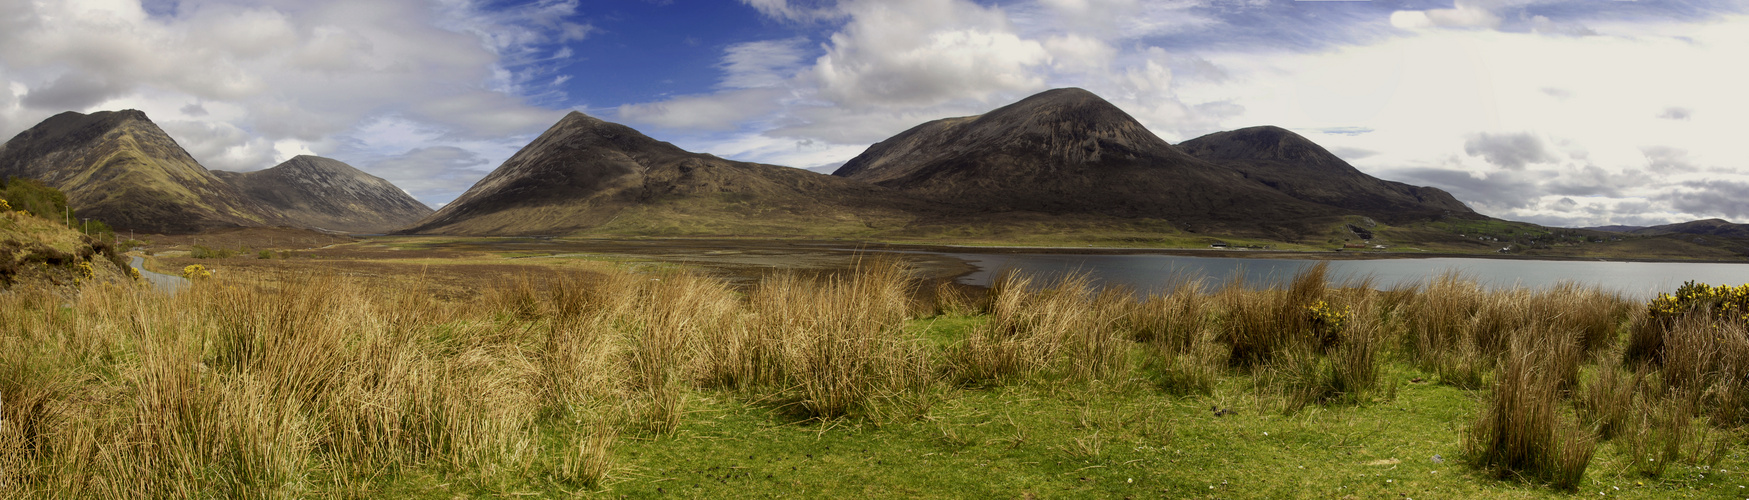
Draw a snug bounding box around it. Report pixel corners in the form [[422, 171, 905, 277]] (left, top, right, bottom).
[[1176, 126, 1475, 224], [400, 111, 927, 236], [1584, 225, 1646, 233], [1630, 218, 1749, 239], [213, 156, 432, 234], [832, 88, 1471, 237], [0, 110, 284, 233]]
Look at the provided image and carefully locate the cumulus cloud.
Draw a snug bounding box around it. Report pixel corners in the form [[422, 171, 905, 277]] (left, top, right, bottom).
[[1463, 132, 1553, 170], [1641, 146, 1695, 172], [1386, 167, 1550, 210], [1544, 165, 1648, 198], [1662, 180, 1749, 220], [810, 0, 1050, 109]]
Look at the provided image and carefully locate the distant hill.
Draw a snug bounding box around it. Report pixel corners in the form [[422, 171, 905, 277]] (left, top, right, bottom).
[[0, 110, 284, 233], [1631, 218, 1749, 239], [1584, 225, 1646, 233], [833, 88, 1477, 238], [213, 156, 432, 234], [400, 111, 928, 236]]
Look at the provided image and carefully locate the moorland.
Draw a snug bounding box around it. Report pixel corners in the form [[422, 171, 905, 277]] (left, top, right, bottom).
[[6, 204, 1749, 498]]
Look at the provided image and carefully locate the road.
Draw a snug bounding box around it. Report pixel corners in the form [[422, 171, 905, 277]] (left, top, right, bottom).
[[130, 255, 189, 294]]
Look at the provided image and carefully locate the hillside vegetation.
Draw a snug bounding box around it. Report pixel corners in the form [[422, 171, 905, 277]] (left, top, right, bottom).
[[3, 260, 1748, 498], [0, 182, 132, 289]]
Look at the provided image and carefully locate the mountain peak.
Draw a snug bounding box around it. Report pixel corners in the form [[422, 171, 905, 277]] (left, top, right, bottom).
[[222, 155, 431, 233], [1177, 126, 1334, 163]]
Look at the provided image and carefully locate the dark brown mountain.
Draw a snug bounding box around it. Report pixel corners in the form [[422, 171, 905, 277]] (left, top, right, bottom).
[[400, 111, 927, 236], [832, 88, 1472, 236], [0, 110, 285, 233], [832, 88, 1341, 233], [213, 156, 432, 234], [1176, 126, 1476, 224]]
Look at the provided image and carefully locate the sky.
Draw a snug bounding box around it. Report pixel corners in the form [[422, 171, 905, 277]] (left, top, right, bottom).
[[1, 0, 1746, 228]]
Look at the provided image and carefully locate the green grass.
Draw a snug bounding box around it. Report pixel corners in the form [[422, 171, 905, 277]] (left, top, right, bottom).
[[358, 351, 1748, 499]]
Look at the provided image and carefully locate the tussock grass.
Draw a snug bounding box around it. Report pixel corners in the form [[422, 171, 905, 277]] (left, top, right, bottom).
[[2, 254, 1742, 497], [949, 271, 1128, 385], [739, 258, 931, 419], [1466, 334, 1596, 491]]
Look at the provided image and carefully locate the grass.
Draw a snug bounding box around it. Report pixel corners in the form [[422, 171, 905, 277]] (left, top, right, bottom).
[[6, 256, 1749, 498]]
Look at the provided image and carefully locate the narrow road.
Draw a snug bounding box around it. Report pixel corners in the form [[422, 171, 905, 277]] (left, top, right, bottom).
[[130, 255, 189, 294]]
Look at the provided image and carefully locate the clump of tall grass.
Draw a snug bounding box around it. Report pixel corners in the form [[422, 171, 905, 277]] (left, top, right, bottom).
[[739, 258, 931, 419], [1401, 273, 1631, 390], [1215, 263, 1335, 369], [1129, 279, 1223, 395], [948, 271, 1128, 385], [1465, 334, 1595, 491]]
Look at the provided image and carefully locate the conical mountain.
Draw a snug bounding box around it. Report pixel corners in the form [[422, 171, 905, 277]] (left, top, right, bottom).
[[832, 88, 1335, 229], [0, 110, 284, 233], [212, 156, 433, 234], [402, 111, 925, 236], [1177, 126, 1475, 223]]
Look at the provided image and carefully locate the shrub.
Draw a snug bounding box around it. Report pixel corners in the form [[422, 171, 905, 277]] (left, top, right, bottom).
[[182, 264, 212, 280]]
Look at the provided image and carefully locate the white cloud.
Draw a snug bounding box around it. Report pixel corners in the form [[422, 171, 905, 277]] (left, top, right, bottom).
[[720, 38, 811, 89], [809, 0, 1051, 109], [1391, 2, 1503, 30], [618, 88, 789, 131], [738, 0, 844, 23]]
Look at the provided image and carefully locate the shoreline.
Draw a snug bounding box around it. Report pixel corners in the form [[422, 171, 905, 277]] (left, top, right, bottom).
[[498, 236, 1749, 265]]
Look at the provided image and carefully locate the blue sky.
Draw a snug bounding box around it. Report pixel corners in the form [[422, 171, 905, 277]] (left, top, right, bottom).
[[1, 0, 1747, 227]]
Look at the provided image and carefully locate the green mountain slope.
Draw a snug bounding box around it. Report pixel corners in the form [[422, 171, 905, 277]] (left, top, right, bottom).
[[0, 110, 283, 234]]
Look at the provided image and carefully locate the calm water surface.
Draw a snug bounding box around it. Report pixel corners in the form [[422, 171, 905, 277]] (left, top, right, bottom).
[[940, 253, 1749, 299]]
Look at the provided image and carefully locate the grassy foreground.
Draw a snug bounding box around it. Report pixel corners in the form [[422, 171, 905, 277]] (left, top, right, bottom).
[[3, 260, 1749, 498]]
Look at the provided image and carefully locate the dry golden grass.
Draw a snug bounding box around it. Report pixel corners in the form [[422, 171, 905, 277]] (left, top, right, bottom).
[[2, 253, 1742, 497], [1465, 335, 1596, 491], [948, 271, 1128, 385]]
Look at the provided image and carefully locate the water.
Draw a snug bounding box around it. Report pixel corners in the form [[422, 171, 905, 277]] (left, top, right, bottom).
[[940, 253, 1749, 299]]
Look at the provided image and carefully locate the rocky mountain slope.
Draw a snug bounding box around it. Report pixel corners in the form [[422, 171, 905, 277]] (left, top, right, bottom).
[[1, 110, 434, 235], [214, 155, 432, 234], [0, 110, 284, 233], [401, 111, 928, 236]]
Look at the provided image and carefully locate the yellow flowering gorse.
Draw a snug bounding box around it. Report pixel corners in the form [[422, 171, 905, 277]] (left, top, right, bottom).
[[74, 261, 95, 283], [182, 264, 212, 280], [1647, 280, 1749, 324], [1305, 299, 1350, 336]]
